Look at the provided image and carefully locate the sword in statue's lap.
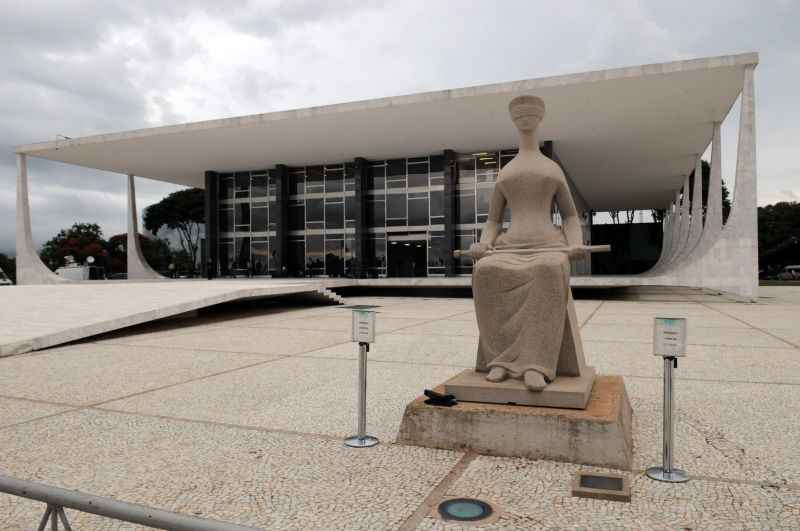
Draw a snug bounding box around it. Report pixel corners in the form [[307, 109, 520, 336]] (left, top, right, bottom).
[[453, 244, 611, 259]]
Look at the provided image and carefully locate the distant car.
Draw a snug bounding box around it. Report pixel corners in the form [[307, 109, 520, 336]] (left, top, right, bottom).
[[777, 265, 800, 281]]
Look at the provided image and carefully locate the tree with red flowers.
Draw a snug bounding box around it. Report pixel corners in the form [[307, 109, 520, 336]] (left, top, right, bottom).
[[39, 222, 109, 271]]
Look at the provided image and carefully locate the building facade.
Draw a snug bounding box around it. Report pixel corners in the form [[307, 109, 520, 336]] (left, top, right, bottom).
[[205, 143, 591, 278]]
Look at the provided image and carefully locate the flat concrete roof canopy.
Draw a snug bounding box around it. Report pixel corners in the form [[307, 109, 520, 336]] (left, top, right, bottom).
[[17, 53, 757, 211]]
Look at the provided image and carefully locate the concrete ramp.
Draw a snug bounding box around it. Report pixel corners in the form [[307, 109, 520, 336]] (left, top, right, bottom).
[[0, 279, 347, 356]]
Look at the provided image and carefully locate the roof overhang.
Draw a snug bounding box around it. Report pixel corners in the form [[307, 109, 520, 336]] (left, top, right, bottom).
[[17, 52, 757, 211]]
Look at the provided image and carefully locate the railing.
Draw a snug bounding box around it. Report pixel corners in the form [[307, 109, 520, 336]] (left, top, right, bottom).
[[0, 474, 263, 531]]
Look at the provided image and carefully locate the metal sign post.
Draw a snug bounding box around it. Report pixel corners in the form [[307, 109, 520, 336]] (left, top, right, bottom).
[[345, 310, 379, 448], [646, 317, 689, 483]]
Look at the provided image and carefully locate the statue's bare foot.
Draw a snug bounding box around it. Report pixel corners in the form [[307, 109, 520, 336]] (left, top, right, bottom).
[[524, 371, 547, 391], [486, 367, 508, 382]]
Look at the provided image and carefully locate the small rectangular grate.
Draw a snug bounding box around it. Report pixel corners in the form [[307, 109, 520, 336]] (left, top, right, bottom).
[[572, 472, 630, 502]]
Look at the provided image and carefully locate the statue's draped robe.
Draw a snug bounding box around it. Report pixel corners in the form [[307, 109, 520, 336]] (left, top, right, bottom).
[[472, 183, 571, 382]]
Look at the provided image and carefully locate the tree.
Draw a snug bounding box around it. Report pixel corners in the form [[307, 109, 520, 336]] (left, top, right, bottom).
[[758, 201, 800, 273], [107, 233, 172, 275], [651, 161, 732, 226], [144, 188, 204, 272], [40, 222, 109, 270], [0, 253, 15, 284]]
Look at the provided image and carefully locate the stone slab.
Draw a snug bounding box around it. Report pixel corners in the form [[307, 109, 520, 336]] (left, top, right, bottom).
[[397, 375, 633, 469], [444, 367, 596, 409]]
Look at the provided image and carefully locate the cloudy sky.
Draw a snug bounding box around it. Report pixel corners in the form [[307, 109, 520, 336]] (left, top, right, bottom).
[[1, 0, 797, 255]]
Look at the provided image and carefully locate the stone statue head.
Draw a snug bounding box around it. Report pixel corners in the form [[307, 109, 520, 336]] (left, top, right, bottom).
[[509, 95, 545, 133]]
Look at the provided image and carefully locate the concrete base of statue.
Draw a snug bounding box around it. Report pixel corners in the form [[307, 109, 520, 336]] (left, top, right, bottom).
[[397, 375, 633, 470], [445, 367, 596, 409]]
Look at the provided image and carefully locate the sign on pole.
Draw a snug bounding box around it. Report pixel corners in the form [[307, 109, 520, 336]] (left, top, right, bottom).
[[653, 317, 687, 357], [352, 310, 376, 343]]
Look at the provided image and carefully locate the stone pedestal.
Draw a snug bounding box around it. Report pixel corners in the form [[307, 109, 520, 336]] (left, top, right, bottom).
[[397, 375, 633, 470], [445, 367, 596, 409]]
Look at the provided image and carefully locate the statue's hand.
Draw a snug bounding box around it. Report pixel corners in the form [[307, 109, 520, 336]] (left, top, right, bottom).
[[469, 242, 492, 260]]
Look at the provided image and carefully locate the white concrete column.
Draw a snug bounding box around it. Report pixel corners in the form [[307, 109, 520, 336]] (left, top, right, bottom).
[[678, 155, 705, 261], [127, 174, 165, 280], [659, 64, 758, 299], [662, 184, 688, 270], [701, 122, 723, 246], [15, 153, 70, 285]]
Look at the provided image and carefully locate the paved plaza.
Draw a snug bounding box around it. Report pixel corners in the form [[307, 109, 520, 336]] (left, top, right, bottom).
[[0, 286, 799, 529]]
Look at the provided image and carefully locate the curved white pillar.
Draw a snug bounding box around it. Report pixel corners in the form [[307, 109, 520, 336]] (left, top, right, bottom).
[[127, 174, 165, 280], [676, 156, 705, 262], [660, 65, 758, 299], [15, 153, 70, 285], [667, 176, 692, 267]]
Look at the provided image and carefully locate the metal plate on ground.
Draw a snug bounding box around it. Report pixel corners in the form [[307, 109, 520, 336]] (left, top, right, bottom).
[[572, 472, 631, 502]]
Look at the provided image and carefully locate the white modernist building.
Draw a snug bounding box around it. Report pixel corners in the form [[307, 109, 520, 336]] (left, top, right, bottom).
[[15, 52, 758, 298]]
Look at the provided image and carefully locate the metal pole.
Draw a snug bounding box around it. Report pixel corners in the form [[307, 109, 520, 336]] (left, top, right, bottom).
[[345, 342, 378, 448], [0, 474, 261, 531], [357, 343, 367, 438], [646, 357, 688, 482], [663, 357, 673, 474]]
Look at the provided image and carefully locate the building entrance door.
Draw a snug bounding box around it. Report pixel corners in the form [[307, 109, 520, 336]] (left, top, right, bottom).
[[387, 240, 427, 277]]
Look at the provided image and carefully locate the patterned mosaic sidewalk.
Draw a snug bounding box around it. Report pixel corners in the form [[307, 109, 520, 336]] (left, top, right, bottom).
[[1, 287, 798, 529]]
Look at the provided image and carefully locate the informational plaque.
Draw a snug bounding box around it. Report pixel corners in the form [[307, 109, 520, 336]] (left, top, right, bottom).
[[352, 310, 376, 343], [653, 317, 687, 357]]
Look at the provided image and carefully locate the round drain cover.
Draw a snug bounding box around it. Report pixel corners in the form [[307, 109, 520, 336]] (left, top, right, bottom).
[[438, 498, 493, 522]]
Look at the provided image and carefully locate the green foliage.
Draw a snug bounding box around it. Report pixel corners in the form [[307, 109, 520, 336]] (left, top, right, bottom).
[[106, 233, 172, 275], [758, 201, 800, 272], [0, 253, 15, 284], [144, 188, 204, 272], [40, 222, 108, 270]]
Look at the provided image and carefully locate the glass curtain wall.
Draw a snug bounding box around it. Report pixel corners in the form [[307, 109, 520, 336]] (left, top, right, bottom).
[[286, 163, 356, 277], [216, 148, 525, 278], [217, 170, 278, 277], [455, 150, 516, 274]]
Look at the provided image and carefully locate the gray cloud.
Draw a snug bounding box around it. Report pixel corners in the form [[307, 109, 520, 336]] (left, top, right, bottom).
[[1, 0, 798, 255]]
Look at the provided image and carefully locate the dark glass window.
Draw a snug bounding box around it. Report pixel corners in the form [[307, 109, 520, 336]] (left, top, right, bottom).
[[430, 190, 443, 223], [289, 201, 304, 231], [344, 163, 355, 192], [369, 165, 386, 190], [288, 237, 304, 276], [219, 178, 234, 200], [234, 237, 250, 270], [345, 196, 357, 226], [429, 231, 447, 270], [235, 173, 250, 198], [367, 237, 386, 275], [219, 209, 233, 233], [306, 198, 323, 223], [325, 168, 343, 193], [477, 187, 491, 222], [387, 193, 406, 219], [251, 242, 269, 275], [368, 198, 385, 227], [219, 240, 233, 276], [235, 203, 250, 227], [306, 166, 324, 193], [290, 171, 305, 195], [408, 197, 428, 226], [407, 161, 428, 188], [251, 174, 268, 197], [430, 155, 444, 186], [325, 201, 344, 229], [268, 199, 278, 231], [458, 191, 475, 224], [251, 206, 268, 232], [325, 239, 344, 277], [306, 235, 324, 274]]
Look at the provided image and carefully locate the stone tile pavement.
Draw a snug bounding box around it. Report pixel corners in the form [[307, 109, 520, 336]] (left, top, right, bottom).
[[0, 286, 799, 529]]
